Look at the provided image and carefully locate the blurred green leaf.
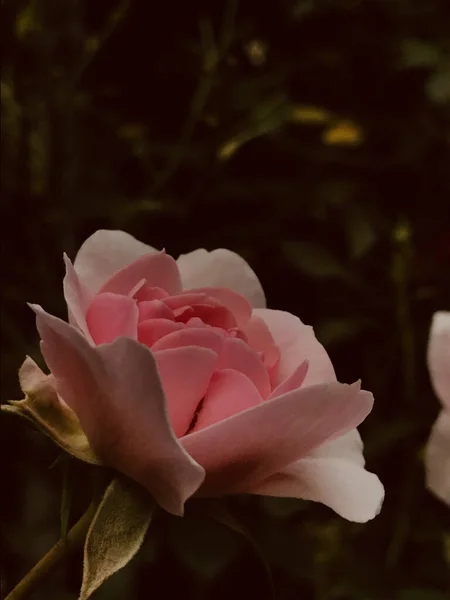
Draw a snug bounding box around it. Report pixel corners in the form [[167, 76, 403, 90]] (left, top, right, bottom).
[[398, 590, 449, 600], [168, 512, 239, 582], [345, 207, 377, 259], [283, 241, 353, 281]]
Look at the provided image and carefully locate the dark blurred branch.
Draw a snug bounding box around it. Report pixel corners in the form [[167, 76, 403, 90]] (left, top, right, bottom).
[[151, 0, 239, 193]]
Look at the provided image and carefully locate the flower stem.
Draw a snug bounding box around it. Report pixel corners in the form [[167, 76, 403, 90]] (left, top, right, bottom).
[[5, 501, 98, 600]]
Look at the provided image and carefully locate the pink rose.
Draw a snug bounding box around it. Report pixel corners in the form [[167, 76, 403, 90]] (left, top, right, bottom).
[[425, 311, 450, 505], [28, 230, 383, 521]]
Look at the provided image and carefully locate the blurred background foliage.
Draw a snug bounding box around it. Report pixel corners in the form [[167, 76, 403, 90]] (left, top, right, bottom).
[[1, 0, 450, 598]]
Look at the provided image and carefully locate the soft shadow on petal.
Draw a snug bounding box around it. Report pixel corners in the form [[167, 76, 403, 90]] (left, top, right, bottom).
[[425, 409, 450, 505], [183, 381, 373, 495], [255, 309, 336, 387], [153, 346, 218, 437], [32, 305, 205, 515], [428, 311, 450, 409], [177, 248, 266, 308], [74, 230, 156, 295], [245, 457, 384, 522]]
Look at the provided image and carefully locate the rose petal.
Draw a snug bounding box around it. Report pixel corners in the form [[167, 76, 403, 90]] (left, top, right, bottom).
[[188, 287, 252, 328], [138, 300, 174, 321], [177, 248, 266, 308], [164, 293, 208, 310], [246, 458, 384, 522], [32, 305, 204, 515], [100, 251, 182, 297], [425, 409, 450, 505], [63, 254, 93, 339], [192, 369, 263, 432], [243, 315, 280, 368], [255, 309, 336, 386], [151, 327, 224, 354], [269, 360, 309, 399], [138, 319, 184, 347], [154, 346, 218, 437], [86, 293, 139, 344], [428, 311, 450, 410], [183, 381, 373, 495], [218, 337, 271, 399], [74, 230, 156, 295]]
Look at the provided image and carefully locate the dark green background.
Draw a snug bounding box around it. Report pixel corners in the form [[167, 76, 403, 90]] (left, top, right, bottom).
[[1, 1, 449, 598]]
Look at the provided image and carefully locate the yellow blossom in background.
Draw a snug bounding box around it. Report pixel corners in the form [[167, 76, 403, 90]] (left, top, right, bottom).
[[322, 120, 363, 146]]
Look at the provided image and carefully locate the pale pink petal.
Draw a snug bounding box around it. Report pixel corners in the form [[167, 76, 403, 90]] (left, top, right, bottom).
[[425, 409, 450, 505], [311, 430, 365, 467], [218, 337, 271, 399], [138, 300, 174, 321], [183, 381, 373, 495], [154, 347, 218, 437], [428, 311, 450, 410], [138, 319, 184, 347], [269, 360, 309, 399], [243, 315, 280, 368], [255, 309, 336, 386], [151, 327, 224, 354], [63, 254, 93, 339], [31, 305, 204, 515], [86, 293, 139, 344], [188, 287, 252, 327], [177, 248, 266, 308], [74, 230, 156, 295], [245, 458, 384, 522], [100, 251, 182, 296], [192, 369, 262, 432]]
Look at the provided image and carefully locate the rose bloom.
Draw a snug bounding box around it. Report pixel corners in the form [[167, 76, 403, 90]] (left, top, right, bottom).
[[25, 230, 383, 521], [425, 311, 450, 505]]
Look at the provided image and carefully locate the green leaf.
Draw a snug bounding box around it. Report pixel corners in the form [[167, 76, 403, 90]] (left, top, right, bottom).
[[79, 478, 155, 600], [283, 241, 353, 281]]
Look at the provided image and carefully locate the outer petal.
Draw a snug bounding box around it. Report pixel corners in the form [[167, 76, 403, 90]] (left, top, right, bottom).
[[183, 381, 373, 495], [86, 293, 139, 344], [31, 305, 205, 515], [193, 369, 263, 431], [74, 230, 156, 295], [255, 309, 336, 386], [100, 252, 182, 296], [153, 346, 218, 437], [246, 458, 384, 522], [63, 254, 93, 339], [425, 409, 450, 505], [428, 311, 450, 409], [177, 248, 266, 308]]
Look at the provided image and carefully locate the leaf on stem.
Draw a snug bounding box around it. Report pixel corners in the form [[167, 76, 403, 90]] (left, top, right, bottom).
[[79, 477, 155, 600]]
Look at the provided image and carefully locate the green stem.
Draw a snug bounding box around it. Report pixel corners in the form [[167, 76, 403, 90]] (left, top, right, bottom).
[[5, 501, 98, 600]]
